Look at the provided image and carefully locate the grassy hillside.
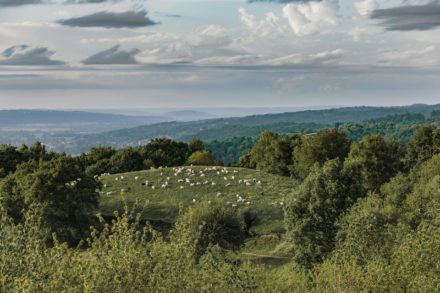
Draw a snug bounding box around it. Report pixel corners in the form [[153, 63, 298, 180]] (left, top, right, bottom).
[[99, 166, 298, 235]]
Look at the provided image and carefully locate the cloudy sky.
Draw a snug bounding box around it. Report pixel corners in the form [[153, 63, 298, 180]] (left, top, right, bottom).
[[0, 0, 439, 109]]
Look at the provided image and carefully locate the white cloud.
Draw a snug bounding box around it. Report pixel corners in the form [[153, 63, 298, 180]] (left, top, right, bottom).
[[261, 49, 345, 66], [239, 8, 286, 37], [378, 45, 438, 66], [137, 25, 247, 64], [349, 26, 367, 42], [282, 0, 340, 36], [355, 0, 378, 17]]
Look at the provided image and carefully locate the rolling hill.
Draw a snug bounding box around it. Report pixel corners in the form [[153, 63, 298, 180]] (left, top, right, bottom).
[[68, 104, 440, 152], [0, 110, 168, 132], [99, 166, 298, 235]]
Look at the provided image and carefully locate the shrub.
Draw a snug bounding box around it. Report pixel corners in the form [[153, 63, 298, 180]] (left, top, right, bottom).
[[186, 150, 218, 166]]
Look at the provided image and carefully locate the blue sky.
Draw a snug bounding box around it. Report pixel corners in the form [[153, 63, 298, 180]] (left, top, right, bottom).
[[0, 0, 439, 109]]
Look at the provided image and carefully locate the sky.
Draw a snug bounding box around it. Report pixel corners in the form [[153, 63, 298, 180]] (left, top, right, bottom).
[[0, 0, 439, 109]]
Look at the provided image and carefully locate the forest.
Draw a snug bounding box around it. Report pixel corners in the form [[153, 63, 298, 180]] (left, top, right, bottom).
[[0, 121, 439, 292]]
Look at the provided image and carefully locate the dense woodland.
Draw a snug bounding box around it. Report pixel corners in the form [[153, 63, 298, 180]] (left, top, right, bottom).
[[1, 117, 440, 291]]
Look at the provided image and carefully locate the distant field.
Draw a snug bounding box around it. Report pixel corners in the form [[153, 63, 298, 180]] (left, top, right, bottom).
[[99, 166, 298, 235]]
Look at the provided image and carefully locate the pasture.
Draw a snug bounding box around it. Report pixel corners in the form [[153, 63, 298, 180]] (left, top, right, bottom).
[[99, 166, 298, 235]]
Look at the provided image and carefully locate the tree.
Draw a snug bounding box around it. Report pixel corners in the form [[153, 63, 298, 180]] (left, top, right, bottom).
[[176, 201, 246, 261], [347, 134, 403, 192], [250, 131, 291, 176], [238, 150, 256, 169], [141, 138, 190, 168], [188, 137, 205, 154], [405, 125, 439, 168], [284, 159, 364, 268], [110, 148, 144, 174], [293, 129, 351, 179], [186, 151, 218, 166], [0, 155, 100, 244], [0, 145, 24, 178]]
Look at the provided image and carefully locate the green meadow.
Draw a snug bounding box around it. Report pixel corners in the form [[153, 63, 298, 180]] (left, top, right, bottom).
[[99, 166, 298, 235]]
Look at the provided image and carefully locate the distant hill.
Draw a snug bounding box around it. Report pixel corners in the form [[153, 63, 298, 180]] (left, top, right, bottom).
[[162, 110, 217, 121], [0, 110, 168, 133], [66, 104, 440, 152], [1, 104, 439, 154]]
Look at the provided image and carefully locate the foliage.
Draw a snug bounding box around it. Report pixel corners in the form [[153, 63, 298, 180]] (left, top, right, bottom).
[[177, 200, 247, 261], [0, 207, 258, 293], [0, 155, 100, 244], [186, 150, 219, 166], [293, 129, 351, 179], [405, 125, 440, 169], [347, 134, 403, 192], [140, 138, 190, 168], [284, 159, 364, 268], [206, 136, 256, 165], [250, 131, 291, 176]]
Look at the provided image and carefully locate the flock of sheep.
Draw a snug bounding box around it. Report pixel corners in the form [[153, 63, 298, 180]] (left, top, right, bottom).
[[98, 167, 285, 208]]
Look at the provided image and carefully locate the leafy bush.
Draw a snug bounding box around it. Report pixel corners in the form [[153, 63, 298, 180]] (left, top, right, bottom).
[[186, 150, 218, 166], [176, 200, 247, 261]]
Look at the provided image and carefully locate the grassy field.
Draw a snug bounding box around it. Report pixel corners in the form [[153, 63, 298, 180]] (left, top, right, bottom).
[[99, 166, 298, 235]]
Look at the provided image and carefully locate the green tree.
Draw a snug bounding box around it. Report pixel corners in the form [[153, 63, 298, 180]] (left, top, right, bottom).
[[188, 137, 205, 154], [293, 129, 351, 179], [0, 145, 24, 178], [141, 138, 190, 168], [110, 148, 144, 174], [238, 150, 256, 169], [0, 155, 100, 244], [186, 150, 218, 166], [405, 125, 439, 168], [347, 134, 403, 192], [284, 159, 364, 268], [250, 131, 291, 176], [177, 200, 246, 261]]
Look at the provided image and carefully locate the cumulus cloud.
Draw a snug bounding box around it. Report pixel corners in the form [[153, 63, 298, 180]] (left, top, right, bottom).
[[0, 45, 65, 66], [58, 10, 158, 28], [371, 1, 440, 31], [282, 0, 340, 36], [378, 45, 438, 66], [82, 45, 140, 64], [138, 25, 246, 64], [239, 8, 287, 37], [355, 0, 378, 16]]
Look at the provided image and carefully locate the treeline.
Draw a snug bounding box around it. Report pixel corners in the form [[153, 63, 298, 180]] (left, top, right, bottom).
[[0, 138, 219, 180], [240, 124, 440, 180], [201, 111, 440, 165]]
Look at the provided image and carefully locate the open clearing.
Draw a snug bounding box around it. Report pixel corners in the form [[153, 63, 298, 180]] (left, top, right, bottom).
[[99, 166, 298, 234]]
